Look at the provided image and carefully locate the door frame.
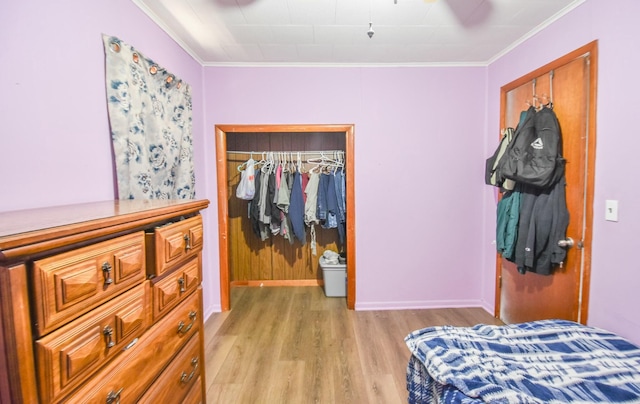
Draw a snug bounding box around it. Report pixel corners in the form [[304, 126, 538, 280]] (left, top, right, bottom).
[[494, 41, 598, 324], [215, 124, 357, 310]]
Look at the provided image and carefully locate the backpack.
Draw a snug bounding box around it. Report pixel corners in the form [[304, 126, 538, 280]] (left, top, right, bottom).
[[485, 127, 516, 190], [498, 106, 564, 189]]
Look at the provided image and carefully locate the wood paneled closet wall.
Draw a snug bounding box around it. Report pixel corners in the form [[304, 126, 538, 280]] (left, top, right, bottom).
[[226, 131, 346, 286]]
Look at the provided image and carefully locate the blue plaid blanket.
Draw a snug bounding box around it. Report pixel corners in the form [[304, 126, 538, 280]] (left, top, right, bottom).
[[405, 320, 640, 403]]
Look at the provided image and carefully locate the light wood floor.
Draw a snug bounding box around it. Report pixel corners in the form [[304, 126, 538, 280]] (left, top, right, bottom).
[[203, 286, 503, 404]]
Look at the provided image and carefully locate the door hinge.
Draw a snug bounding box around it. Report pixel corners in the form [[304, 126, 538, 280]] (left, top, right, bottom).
[[499, 276, 502, 289]]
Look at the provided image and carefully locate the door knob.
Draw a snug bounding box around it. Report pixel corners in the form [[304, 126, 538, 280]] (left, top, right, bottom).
[[558, 237, 574, 248]]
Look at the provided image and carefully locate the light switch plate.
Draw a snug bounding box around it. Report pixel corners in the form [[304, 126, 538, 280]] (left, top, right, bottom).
[[605, 200, 619, 222]]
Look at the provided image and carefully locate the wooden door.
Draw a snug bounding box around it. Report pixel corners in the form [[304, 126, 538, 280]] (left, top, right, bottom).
[[496, 42, 597, 324]]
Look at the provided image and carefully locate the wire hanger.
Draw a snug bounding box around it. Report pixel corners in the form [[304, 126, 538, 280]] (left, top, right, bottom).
[[540, 70, 554, 109], [236, 152, 255, 172]]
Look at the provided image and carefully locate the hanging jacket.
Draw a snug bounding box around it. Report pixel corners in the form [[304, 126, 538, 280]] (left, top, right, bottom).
[[496, 187, 521, 262], [514, 177, 569, 275]]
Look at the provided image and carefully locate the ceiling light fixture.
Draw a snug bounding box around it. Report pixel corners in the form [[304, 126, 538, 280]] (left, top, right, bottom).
[[367, 22, 374, 39]]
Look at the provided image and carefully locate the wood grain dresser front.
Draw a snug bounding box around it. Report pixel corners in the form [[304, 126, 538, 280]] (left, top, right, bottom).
[[0, 199, 210, 403]]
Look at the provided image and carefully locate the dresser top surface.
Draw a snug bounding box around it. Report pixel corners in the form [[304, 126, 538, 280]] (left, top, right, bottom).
[[0, 199, 210, 256]]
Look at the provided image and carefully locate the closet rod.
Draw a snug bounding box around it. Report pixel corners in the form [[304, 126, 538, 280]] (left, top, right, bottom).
[[226, 150, 344, 155]]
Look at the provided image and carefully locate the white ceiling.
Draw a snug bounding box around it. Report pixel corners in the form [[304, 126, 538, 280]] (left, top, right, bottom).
[[132, 0, 584, 66]]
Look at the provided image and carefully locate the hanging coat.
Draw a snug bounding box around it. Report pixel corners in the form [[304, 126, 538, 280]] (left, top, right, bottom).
[[496, 187, 521, 262], [514, 177, 569, 275]]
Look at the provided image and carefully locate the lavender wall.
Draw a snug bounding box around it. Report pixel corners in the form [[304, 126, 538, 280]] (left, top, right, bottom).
[[0, 0, 212, 310], [484, 0, 640, 344], [0, 0, 205, 211], [203, 66, 488, 311]]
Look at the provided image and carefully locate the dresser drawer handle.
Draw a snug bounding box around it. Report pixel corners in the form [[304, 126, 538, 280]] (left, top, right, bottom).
[[180, 357, 199, 384], [102, 262, 113, 285], [124, 338, 138, 351], [177, 310, 197, 335], [103, 325, 115, 348], [106, 387, 123, 404], [178, 277, 186, 293], [184, 234, 192, 251]]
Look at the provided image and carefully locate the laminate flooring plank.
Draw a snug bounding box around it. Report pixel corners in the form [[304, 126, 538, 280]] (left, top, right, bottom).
[[277, 289, 313, 361], [206, 382, 243, 404], [364, 373, 405, 404], [204, 311, 230, 354], [331, 337, 369, 403], [205, 335, 237, 390], [352, 311, 395, 376], [211, 334, 255, 385], [263, 360, 306, 403], [233, 288, 292, 403], [365, 310, 421, 399], [302, 310, 334, 404]]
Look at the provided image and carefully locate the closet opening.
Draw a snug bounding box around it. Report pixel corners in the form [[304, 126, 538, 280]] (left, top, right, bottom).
[[215, 124, 356, 310]]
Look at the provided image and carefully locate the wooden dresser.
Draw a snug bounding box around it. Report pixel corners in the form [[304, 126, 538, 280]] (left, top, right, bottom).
[[0, 199, 210, 403]]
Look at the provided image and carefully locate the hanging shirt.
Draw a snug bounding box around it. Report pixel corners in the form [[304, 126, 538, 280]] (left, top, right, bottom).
[[276, 167, 291, 213], [288, 171, 306, 244], [268, 171, 280, 235], [334, 169, 346, 246], [257, 169, 271, 240], [250, 170, 269, 240], [317, 172, 337, 229], [304, 171, 320, 225], [301, 172, 309, 204], [278, 167, 293, 244], [249, 169, 262, 238]]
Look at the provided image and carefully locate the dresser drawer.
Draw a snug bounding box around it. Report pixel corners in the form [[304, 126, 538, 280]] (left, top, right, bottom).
[[151, 255, 201, 322], [182, 377, 203, 404], [182, 376, 203, 404], [61, 289, 202, 403], [35, 282, 149, 403], [32, 232, 146, 336], [138, 333, 201, 403], [146, 215, 203, 278]]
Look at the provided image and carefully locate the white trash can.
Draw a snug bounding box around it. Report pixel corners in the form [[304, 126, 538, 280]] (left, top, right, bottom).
[[319, 256, 346, 297]]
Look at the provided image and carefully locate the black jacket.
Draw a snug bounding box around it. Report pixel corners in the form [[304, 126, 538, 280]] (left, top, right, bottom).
[[513, 176, 569, 275]]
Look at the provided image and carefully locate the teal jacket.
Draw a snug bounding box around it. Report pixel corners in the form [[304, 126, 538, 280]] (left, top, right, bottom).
[[496, 188, 520, 261]]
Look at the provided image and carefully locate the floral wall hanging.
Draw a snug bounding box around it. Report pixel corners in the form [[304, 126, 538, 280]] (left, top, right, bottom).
[[103, 34, 195, 200]]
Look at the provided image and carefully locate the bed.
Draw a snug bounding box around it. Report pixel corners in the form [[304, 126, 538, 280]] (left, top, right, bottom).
[[404, 319, 640, 403]]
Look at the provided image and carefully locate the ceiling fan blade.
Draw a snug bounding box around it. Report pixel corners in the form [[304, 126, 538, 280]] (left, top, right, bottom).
[[394, 0, 437, 4]]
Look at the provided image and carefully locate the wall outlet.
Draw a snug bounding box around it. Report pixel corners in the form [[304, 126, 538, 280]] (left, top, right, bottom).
[[605, 199, 619, 222]]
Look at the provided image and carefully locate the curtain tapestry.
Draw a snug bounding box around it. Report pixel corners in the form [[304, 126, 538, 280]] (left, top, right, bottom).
[[102, 34, 195, 200]]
